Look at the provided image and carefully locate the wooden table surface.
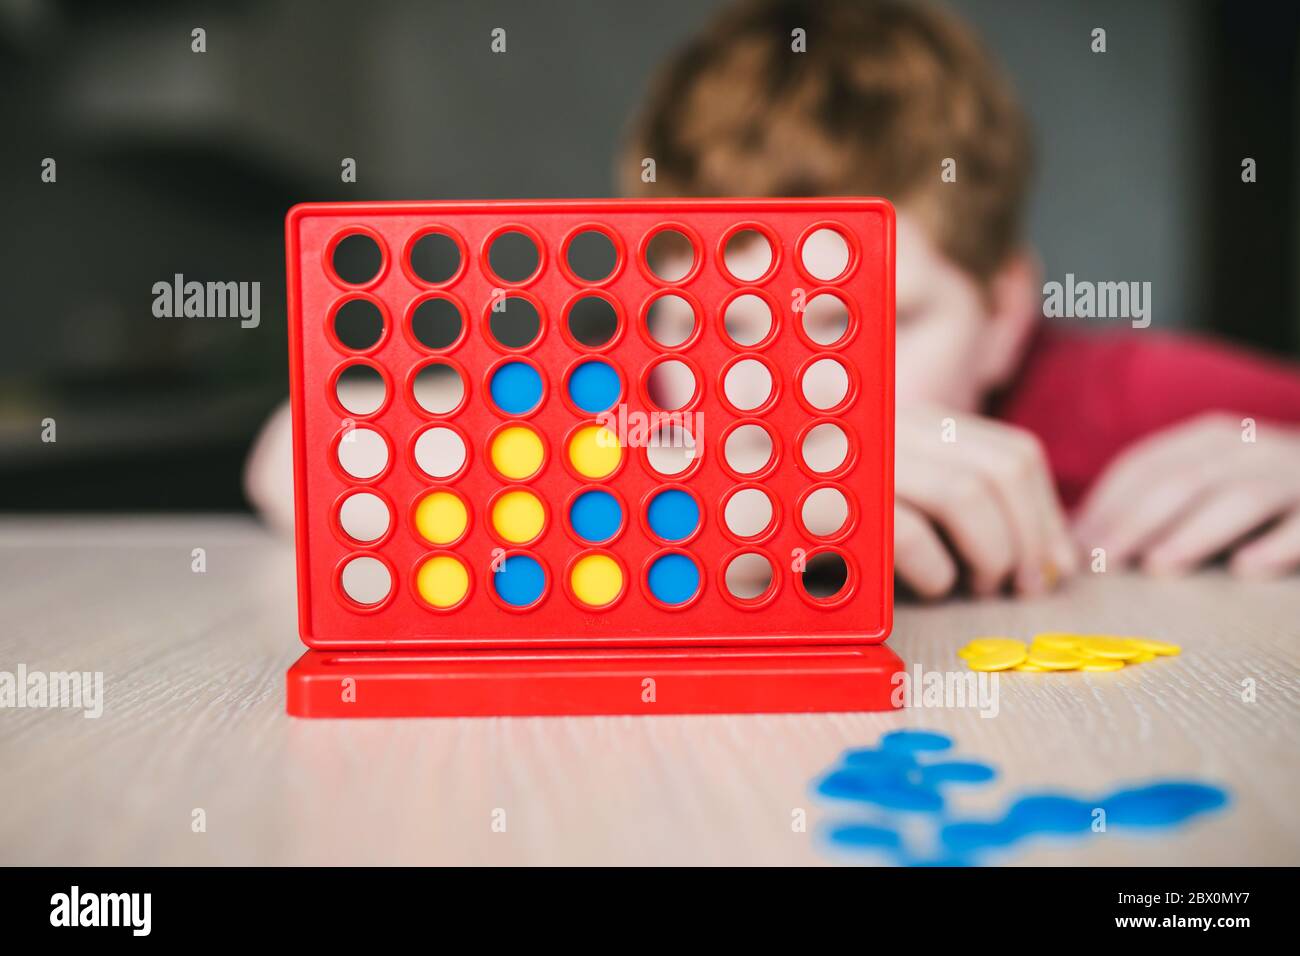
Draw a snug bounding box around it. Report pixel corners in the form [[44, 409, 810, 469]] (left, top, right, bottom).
[[1, 515, 1296, 866]]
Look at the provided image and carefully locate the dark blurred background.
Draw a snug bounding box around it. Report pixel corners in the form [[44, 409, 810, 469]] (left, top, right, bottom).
[[2, 0, 1297, 511]]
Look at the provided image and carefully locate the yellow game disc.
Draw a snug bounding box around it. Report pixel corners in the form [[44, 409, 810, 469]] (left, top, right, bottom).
[[1025, 646, 1085, 670], [964, 637, 1026, 657], [1125, 637, 1182, 657], [491, 489, 545, 544], [966, 645, 1027, 671], [1031, 632, 1082, 651], [568, 424, 622, 479], [1075, 637, 1144, 660], [414, 491, 468, 545], [1127, 650, 1157, 663], [490, 425, 545, 480], [1079, 657, 1125, 672], [416, 554, 469, 608], [570, 553, 623, 607], [1014, 662, 1049, 672]]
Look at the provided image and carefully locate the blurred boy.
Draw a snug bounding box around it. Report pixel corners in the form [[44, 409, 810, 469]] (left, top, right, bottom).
[[248, 0, 1300, 597], [617, 0, 1300, 596]]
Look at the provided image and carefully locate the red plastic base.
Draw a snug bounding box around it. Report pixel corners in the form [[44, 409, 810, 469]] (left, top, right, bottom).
[[286, 644, 904, 717]]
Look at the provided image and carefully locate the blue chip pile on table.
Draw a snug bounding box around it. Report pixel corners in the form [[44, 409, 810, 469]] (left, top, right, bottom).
[[814, 729, 1228, 866]]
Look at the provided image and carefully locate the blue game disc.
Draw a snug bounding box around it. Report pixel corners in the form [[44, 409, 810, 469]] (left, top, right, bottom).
[[1005, 793, 1095, 835], [879, 729, 953, 754], [490, 361, 543, 415], [646, 489, 700, 541], [867, 781, 945, 813], [826, 823, 903, 851], [918, 761, 998, 787], [816, 770, 944, 813], [841, 748, 917, 777], [816, 770, 881, 802], [569, 489, 623, 543], [1100, 782, 1228, 827], [493, 554, 546, 606], [939, 820, 1021, 854], [567, 360, 621, 413], [647, 552, 700, 605]]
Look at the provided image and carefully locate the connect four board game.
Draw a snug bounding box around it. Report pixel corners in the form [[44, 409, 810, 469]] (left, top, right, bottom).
[[284, 199, 900, 717]]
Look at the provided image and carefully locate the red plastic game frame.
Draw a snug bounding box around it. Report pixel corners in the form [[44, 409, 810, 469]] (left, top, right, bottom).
[[284, 199, 900, 716]]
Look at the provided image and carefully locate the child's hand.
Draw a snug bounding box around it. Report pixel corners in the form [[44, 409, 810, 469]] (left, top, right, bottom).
[[894, 407, 1079, 598], [1074, 414, 1300, 577]]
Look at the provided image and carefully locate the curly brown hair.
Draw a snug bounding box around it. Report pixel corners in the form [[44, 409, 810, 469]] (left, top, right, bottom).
[[620, 0, 1033, 279]]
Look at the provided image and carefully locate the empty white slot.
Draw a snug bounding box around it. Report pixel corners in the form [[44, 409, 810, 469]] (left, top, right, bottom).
[[414, 427, 466, 478], [340, 556, 391, 605], [802, 423, 849, 473], [724, 487, 773, 538], [338, 492, 391, 543], [724, 359, 772, 411], [337, 427, 389, 479]]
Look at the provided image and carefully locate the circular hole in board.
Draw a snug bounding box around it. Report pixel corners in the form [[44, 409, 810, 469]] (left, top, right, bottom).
[[802, 227, 851, 282], [803, 292, 851, 346], [340, 555, 392, 605], [412, 362, 465, 415], [802, 550, 849, 600], [567, 230, 618, 283], [646, 422, 698, 476], [802, 423, 849, 474], [332, 233, 383, 285], [723, 229, 773, 282], [489, 361, 544, 416], [567, 295, 619, 347], [724, 359, 773, 411], [410, 297, 463, 350], [414, 426, 467, 479], [488, 230, 540, 283], [417, 554, 470, 609], [725, 552, 775, 600], [568, 359, 621, 414], [494, 554, 547, 607], [338, 492, 391, 543], [645, 229, 694, 282], [414, 491, 469, 545], [337, 427, 389, 480], [646, 489, 700, 542], [489, 425, 545, 480], [568, 424, 623, 479], [335, 364, 386, 416], [723, 294, 773, 347], [647, 552, 701, 606], [569, 489, 624, 544], [570, 553, 623, 608], [724, 424, 773, 475], [489, 296, 541, 349], [409, 231, 461, 284], [724, 487, 774, 538], [646, 294, 696, 348], [491, 489, 545, 544], [646, 359, 697, 411], [802, 487, 850, 537], [334, 298, 385, 351], [802, 357, 849, 410]]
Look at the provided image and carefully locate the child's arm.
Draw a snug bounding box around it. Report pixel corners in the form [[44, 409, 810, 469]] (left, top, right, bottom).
[[243, 398, 295, 537], [894, 405, 1079, 598], [1067, 334, 1300, 578], [1075, 414, 1300, 577]]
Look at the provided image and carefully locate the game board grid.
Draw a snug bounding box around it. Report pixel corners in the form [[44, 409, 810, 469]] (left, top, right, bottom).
[[287, 200, 892, 647]]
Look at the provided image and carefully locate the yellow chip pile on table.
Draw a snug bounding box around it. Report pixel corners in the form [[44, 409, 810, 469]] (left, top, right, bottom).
[[957, 633, 1181, 673]]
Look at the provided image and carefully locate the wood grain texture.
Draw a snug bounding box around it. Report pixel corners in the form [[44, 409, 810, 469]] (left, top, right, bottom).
[[1, 515, 1296, 865]]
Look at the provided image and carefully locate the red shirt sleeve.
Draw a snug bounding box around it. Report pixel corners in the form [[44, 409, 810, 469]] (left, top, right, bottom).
[[992, 327, 1300, 509]]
